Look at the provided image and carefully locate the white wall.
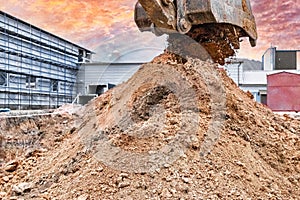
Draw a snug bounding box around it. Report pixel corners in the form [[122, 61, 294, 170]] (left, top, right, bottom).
[[78, 48, 166, 95], [262, 48, 276, 70], [78, 63, 141, 94], [242, 70, 300, 85], [225, 63, 243, 85], [242, 71, 267, 85]]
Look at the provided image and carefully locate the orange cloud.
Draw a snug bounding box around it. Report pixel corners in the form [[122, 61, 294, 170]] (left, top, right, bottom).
[[0, 0, 135, 48]]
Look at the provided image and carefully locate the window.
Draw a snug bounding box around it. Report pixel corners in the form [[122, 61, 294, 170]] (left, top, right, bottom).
[[51, 80, 59, 92], [260, 94, 267, 105], [78, 49, 84, 62], [275, 51, 297, 70], [258, 90, 267, 105], [26, 76, 37, 88]]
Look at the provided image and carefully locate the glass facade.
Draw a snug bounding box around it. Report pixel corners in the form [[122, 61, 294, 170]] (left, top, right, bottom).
[[0, 11, 91, 109]]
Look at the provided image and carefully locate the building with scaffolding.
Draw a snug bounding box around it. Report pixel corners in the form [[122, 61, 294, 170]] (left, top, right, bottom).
[[0, 11, 91, 110]]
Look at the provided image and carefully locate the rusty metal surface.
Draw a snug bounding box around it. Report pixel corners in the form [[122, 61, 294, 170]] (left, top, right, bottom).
[[134, 3, 153, 32], [137, 0, 176, 30], [186, 0, 257, 44], [267, 72, 300, 112]]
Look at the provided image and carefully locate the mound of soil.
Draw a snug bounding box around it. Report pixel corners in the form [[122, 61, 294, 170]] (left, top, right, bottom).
[[1, 53, 299, 199]]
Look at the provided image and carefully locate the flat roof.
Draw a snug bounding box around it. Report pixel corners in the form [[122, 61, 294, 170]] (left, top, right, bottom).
[[276, 50, 300, 52], [262, 47, 300, 56], [0, 10, 92, 53]]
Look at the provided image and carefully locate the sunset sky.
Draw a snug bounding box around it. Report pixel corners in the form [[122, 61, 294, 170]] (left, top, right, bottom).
[[0, 0, 299, 61]]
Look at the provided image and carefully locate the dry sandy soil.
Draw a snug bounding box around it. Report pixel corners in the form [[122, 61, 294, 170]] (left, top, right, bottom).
[[1, 53, 300, 199]]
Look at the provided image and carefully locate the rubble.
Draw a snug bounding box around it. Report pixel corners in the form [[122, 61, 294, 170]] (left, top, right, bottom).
[[77, 194, 89, 200], [12, 182, 33, 195], [4, 160, 19, 172], [0, 53, 299, 199]]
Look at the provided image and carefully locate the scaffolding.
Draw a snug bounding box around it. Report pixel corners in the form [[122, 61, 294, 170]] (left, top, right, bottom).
[[0, 11, 91, 110]]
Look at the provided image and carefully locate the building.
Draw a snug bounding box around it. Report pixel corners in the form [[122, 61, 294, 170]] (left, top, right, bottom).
[[76, 62, 142, 104], [225, 47, 300, 105], [263, 48, 300, 70], [0, 11, 91, 110], [76, 45, 163, 104]]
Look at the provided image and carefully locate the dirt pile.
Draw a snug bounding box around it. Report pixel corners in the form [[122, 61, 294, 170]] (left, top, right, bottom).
[[1, 53, 300, 199], [0, 108, 78, 164]]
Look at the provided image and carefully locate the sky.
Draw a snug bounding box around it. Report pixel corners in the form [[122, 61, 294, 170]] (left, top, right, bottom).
[[0, 0, 299, 61]]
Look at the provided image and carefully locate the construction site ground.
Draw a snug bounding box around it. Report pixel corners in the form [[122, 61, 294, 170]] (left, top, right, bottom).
[[1, 53, 300, 199]]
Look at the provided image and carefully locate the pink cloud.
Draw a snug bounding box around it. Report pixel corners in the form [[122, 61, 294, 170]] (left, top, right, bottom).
[[244, 0, 300, 60]]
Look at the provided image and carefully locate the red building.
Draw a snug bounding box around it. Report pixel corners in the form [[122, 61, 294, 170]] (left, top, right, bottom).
[[267, 72, 300, 112]]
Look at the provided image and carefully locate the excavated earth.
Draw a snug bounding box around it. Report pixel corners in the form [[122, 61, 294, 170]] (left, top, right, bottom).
[[1, 53, 300, 199]]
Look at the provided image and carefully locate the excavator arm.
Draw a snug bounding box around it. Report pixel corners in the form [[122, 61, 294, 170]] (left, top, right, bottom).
[[134, 0, 258, 64]]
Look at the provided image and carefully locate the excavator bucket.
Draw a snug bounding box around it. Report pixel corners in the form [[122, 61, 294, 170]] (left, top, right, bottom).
[[134, 0, 258, 64]]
